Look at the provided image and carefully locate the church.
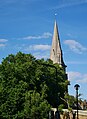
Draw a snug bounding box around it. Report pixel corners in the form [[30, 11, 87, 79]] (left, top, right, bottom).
[[50, 20, 67, 78], [50, 19, 68, 95], [49, 20, 68, 118]]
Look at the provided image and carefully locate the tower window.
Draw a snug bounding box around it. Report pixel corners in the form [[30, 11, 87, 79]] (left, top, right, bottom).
[[53, 49, 55, 55]]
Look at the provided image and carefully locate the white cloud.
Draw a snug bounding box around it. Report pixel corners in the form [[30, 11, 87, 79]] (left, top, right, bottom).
[[64, 40, 87, 54], [25, 44, 51, 51], [0, 39, 8, 42], [23, 32, 52, 40], [68, 71, 81, 81], [33, 51, 50, 59], [0, 44, 6, 47], [51, 0, 87, 10], [68, 71, 87, 83], [0, 39, 8, 47]]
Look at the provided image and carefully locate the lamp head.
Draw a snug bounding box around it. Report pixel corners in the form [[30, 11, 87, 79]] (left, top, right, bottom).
[[74, 84, 80, 90]]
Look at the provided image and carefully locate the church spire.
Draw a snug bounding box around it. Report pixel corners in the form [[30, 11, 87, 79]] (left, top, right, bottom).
[[50, 20, 66, 69]]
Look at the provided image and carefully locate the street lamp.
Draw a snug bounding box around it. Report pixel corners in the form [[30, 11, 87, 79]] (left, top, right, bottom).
[[74, 84, 80, 119]]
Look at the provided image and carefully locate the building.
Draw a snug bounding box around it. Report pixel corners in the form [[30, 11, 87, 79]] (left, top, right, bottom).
[[50, 20, 68, 91], [80, 100, 87, 110], [50, 20, 67, 71], [49, 20, 69, 118]]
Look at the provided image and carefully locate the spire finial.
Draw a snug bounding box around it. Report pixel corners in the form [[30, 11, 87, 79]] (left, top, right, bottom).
[[54, 13, 57, 21]]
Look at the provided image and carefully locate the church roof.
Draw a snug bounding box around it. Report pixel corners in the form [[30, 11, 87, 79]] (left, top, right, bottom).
[[50, 20, 66, 68], [53, 20, 62, 53]]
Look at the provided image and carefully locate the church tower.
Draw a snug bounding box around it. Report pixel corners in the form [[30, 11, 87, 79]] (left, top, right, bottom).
[[50, 20, 67, 71]]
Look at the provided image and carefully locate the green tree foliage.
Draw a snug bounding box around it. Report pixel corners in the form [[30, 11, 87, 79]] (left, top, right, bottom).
[[64, 93, 82, 110], [0, 52, 68, 118], [24, 90, 50, 119], [64, 93, 76, 109]]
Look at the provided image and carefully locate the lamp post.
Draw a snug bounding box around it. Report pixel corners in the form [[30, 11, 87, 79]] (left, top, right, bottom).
[[74, 84, 80, 119]]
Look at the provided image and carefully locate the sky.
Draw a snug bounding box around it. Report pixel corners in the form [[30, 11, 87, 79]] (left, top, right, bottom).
[[0, 0, 87, 100]]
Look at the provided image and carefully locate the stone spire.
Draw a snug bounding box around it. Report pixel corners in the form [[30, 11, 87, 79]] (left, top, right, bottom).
[[50, 20, 66, 70]]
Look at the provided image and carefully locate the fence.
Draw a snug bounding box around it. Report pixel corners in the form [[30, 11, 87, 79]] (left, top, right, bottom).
[[51, 108, 87, 119]]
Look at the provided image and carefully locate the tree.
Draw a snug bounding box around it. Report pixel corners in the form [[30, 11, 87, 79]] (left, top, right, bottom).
[[62, 93, 82, 110], [0, 52, 68, 118], [24, 90, 50, 119]]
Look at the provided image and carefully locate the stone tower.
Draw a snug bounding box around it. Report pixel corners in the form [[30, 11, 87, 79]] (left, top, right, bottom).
[[50, 20, 67, 71]]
